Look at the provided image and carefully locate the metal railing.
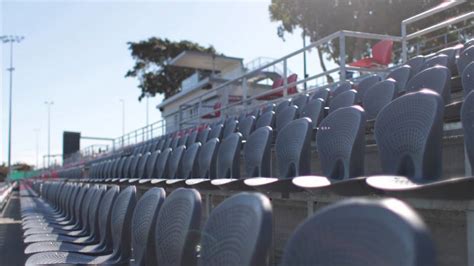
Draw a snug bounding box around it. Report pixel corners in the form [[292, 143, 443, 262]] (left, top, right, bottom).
[[68, 2, 474, 164]]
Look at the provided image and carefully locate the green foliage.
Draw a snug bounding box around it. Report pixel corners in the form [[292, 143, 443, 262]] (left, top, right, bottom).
[[126, 38, 218, 100], [269, 0, 472, 63]]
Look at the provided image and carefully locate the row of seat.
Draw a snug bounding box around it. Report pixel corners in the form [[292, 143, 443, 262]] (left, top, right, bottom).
[[21, 181, 435, 265]]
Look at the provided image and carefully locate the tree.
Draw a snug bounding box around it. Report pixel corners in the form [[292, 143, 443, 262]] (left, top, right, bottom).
[[126, 38, 219, 100], [269, 0, 472, 82]]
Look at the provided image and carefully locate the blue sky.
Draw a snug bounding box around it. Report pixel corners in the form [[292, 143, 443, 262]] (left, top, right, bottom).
[[1, 0, 321, 167]]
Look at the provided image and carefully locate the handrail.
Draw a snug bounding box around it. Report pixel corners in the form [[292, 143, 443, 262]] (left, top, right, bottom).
[[406, 12, 474, 40]]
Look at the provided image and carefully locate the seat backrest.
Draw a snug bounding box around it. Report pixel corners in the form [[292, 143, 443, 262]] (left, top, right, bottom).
[[386, 65, 411, 93], [97, 185, 119, 249], [287, 73, 298, 94], [209, 123, 224, 140], [197, 127, 211, 144], [301, 98, 325, 128], [457, 46, 474, 76], [110, 186, 137, 263], [132, 187, 166, 266], [137, 152, 150, 179], [291, 94, 309, 111], [223, 118, 239, 139], [356, 74, 381, 102], [275, 118, 312, 178], [79, 185, 98, 233], [363, 79, 397, 120], [198, 138, 220, 179], [129, 154, 142, 179], [178, 135, 188, 147], [462, 62, 474, 97], [317, 106, 366, 179], [372, 39, 393, 65], [436, 46, 458, 74], [146, 150, 161, 179], [155, 138, 165, 152], [87, 185, 106, 242], [256, 111, 275, 129], [276, 105, 298, 132], [420, 54, 449, 72], [329, 90, 357, 113], [244, 126, 273, 177], [198, 192, 272, 266], [312, 87, 331, 103], [281, 198, 435, 266], [73, 184, 90, 225], [272, 78, 284, 89], [405, 65, 451, 103], [261, 103, 275, 114], [333, 81, 353, 97], [239, 115, 256, 141], [122, 156, 133, 179], [406, 55, 425, 77], [462, 91, 474, 175], [275, 98, 292, 116], [178, 142, 201, 179], [155, 188, 202, 266], [216, 133, 242, 179], [170, 137, 180, 150], [167, 145, 186, 179], [116, 157, 127, 178], [162, 137, 172, 150], [186, 130, 198, 147], [375, 89, 444, 180], [153, 148, 172, 179]]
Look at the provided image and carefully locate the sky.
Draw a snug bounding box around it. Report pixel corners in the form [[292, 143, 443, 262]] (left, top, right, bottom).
[[0, 0, 323, 167]]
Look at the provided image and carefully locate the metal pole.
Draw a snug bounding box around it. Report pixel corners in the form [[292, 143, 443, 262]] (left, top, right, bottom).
[[303, 32, 307, 91], [401, 23, 407, 63], [7, 41, 14, 176], [339, 32, 346, 81]]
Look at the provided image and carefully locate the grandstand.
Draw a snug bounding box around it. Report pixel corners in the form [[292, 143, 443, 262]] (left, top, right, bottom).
[[6, 1, 474, 265]]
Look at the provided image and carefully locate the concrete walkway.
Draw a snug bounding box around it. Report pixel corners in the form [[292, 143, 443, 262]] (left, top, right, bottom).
[[0, 192, 26, 266]]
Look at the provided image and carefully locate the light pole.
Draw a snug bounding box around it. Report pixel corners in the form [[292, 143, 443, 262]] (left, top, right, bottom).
[[1, 35, 24, 177], [44, 101, 54, 168], [34, 128, 40, 169]]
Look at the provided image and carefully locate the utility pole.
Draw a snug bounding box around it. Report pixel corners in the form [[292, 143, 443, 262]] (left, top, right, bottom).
[[1, 35, 24, 177]]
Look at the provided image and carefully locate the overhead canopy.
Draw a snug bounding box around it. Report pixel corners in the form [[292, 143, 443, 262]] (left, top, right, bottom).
[[168, 51, 243, 71]]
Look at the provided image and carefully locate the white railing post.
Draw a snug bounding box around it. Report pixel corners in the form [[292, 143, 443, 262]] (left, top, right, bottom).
[[339, 32, 346, 81], [402, 22, 408, 63]]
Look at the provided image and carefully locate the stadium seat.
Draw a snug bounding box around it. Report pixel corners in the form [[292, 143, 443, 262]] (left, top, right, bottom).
[[363, 79, 397, 120], [245, 118, 312, 192], [406, 55, 425, 77], [208, 123, 224, 140], [186, 130, 198, 147], [136, 152, 150, 180], [25, 186, 137, 265], [311, 87, 331, 103], [211, 133, 243, 190], [223, 118, 238, 139], [386, 65, 411, 94], [24, 185, 118, 255], [355, 74, 381, 102], [131, 187, 165, 265], [185, 138, 219, 189], [166, 145, 186, 180], [155, 188, 201, 266], [366, 90, 447, 193], [420, 54, 449, 71], [405, 65, 451, 104], [329, 89, 357, 113], [261, 103, 275, 114], [149, 148, 172, 185], [293, 106, 367, 195], [243, 126, 272, 177], [275, 98, 292, 116], [198, 192, 272, 266], [238, 115, 256, 141], [178, 142, 201, 178], [281, 198, 435, 266], [332, 81, 353, 97], [291, 93, 310, 112], [255, 110, 275, 129], [437, 46, 458, 75], [301, 98, 325, 128], [457, 46, 474, 77], [462, 62, 474, 96], [276, 105, 298, 132], [197, 127, 210, 144], [349, 39, 393, 68]]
